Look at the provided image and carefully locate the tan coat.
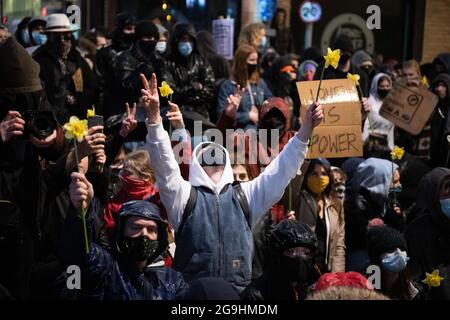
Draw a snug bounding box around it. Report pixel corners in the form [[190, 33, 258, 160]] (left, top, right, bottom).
[[296, 190, 346, 272]]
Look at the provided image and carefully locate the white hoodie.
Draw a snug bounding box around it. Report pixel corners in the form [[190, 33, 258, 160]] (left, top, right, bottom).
[[145, 121, 309, 231]]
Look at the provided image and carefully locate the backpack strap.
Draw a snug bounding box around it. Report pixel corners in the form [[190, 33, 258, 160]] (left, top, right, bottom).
[[176, 183, 252, 241], [175, 186, 197, 241], [232, 181, 251, 229]]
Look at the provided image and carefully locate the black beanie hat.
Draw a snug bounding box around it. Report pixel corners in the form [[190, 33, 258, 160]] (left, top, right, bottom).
[[135, 20, 159, 41], [367, 226, 406, 261], [0, 37, 42, 94]]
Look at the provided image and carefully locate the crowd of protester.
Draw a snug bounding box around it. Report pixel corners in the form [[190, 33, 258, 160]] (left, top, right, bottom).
[[0, 10, 449, 301]]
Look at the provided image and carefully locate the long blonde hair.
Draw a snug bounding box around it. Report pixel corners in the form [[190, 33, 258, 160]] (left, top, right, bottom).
[[238, 22, 265, 49]]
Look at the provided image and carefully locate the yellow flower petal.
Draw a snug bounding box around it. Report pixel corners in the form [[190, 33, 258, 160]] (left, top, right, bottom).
[[87, 106, 95, 118], [324, 48, 341, 69], [391, 146, 405, 161], [159, 81, 174, 98], [63, 116, 88, 142], [422, 269, 445, 288], [347, 73, 360, 86]]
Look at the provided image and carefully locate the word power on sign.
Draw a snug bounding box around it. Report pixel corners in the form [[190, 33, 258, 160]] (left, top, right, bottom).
[[297, 79, 363, 159]]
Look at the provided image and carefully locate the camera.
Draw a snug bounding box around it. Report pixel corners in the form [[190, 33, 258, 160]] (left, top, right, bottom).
[[22, 110, 58, 140]]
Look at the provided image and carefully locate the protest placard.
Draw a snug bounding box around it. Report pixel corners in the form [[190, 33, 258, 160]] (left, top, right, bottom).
[[212, 19, 234, 60], [379, 82, 438, 135], [297, 79, 363, 159]]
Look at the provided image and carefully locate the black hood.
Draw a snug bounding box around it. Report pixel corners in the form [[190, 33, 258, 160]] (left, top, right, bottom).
[[433, 53, 450, 74], [196, 30, 216, 59], [171, 22, 197, 58], [271, 220, 317, 250], [415, 167, 450, 230], [115, 200, 168, 265], [431, 73, 450, 104]]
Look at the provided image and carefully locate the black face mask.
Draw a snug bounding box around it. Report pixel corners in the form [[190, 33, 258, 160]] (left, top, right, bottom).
[[261, 115, 286, 131], [119, 235, 159, 261], [247, 63, 258, 78], [121, 32, 135, 45], [139, 40, 156, 55], [49, 37, 72, 59], [279, 255, 319, 284], [377, 88, 390, 99]]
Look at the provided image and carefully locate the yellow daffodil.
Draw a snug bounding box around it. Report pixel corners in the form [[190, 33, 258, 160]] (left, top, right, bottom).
[[422, 269, 444, 288], [63, 116, 88, 142], [87, 106, 95, 118], [324, 48, 341, 69], [347, 73, 360, 86], [391, 145, 405, 161], [422, 76, 429, 87], [159, 81, 174, 98]]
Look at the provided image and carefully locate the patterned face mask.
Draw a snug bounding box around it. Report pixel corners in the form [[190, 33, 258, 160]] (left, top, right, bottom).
[[119, 235, 159, 261]]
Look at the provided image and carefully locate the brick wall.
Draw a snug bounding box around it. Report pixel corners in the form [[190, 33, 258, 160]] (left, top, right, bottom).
[[277, 0, 292, 27], [422, 0, 450, 63]]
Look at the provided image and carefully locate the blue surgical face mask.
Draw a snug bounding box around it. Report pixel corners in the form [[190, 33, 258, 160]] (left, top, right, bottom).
[[440, 198, 450, 219], [32, 32, 47, 45], [178, 41, 193, 57], [258, 36, 268, 53], [381, 248, 409, 273], [22, 29, 30, 45], [155, 41, 167, 54]]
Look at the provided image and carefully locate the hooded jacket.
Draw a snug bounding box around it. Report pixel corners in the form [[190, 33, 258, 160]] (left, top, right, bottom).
[[430, 74, 450, 168], [196, 31, 230, 83], [433, 53, 450, 75], [344, 158, 402, 252], [166, 23, 215, 117], [60, 200, 187, 300], [363, 73, 395, 150], [241, 220, 319, 300], [33, 41, 100, 123], [405, 168, 450, 300], [145, 121, 309, 292]]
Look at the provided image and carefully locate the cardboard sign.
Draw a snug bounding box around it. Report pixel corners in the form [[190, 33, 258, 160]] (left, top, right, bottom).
[[72, 68, 83, 93], [212, 19, 234, 60], [297, 79, 363, 159], [379, 83, 438, 135]]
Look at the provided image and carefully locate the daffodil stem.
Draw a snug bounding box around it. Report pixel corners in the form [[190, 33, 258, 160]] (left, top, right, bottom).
[[288, 182, 292, 212], [81, 207, 89, 254], [315, 66, 325, 102], [73, 139, 89, 255], [309, 66, 326, 147], [391, 160, 397, 205]]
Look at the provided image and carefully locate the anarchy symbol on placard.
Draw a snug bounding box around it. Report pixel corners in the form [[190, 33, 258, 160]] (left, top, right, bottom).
[[407, 95, 419, 106]]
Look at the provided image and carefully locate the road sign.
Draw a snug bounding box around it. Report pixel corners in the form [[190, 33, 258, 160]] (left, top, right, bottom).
[[300, 1, 322, 23]]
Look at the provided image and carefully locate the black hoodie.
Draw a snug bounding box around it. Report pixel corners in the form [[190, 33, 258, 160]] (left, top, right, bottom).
[[405, 168, 450, 299], [166, 23, 215, 118], [430, 74, 450, 167]]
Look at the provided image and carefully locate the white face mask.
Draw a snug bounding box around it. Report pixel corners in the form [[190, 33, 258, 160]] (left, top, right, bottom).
[[155, 41, 167, 54]]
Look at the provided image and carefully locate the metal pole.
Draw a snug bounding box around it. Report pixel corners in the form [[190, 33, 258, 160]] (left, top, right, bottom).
[[304, 23, 313, 49]]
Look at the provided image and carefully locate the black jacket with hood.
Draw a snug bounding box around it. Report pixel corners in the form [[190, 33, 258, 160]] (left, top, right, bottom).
[[405, 168, 450, 300], [33, 41, 101, 124], [167, 23, 215, 118], [60, 200, 187, 300], [430, 74, 450, 168], [0, 37, 69, 299]]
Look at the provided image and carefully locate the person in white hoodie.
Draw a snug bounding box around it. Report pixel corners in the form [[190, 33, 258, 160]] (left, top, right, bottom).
[[141, 73, 323, 292], [363, 73, 395, 150]]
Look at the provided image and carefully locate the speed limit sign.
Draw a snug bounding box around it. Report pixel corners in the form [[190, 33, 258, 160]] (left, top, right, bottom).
[[299, 1, 322, 23]]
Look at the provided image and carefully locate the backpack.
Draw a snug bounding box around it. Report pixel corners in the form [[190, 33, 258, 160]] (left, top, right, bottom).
[[176, 181, 251, 242]]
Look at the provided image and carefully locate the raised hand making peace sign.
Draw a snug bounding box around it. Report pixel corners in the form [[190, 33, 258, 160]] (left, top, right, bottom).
[[119, 102, 138, 138], [140, 73, 161, 124]]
